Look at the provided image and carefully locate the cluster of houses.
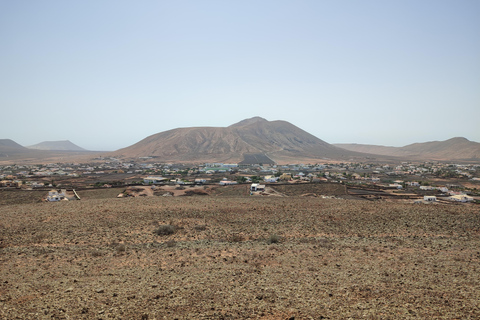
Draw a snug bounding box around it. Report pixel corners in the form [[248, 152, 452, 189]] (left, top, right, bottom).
[[1, 159, 479, 203], [423, 194, 474, 203]]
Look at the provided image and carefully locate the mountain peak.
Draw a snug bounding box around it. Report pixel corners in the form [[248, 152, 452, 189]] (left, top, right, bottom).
[[27, 140, 87, 151], [448, 137, 469, 142], [112, 117, 363, 163], [0, 139, 26, 148], [229, 117, 268, 128]]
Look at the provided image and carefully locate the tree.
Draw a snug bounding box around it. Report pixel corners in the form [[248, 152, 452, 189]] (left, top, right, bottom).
[[236, 176, 247, 183]]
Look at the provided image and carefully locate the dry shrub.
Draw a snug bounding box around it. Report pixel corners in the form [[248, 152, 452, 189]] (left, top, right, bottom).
[[267, 234, 280, 244], [194, 224, 207, 231], [116, 243, 126, 253], [165, 240, 176, 247], [229, 233, 245, 242], [32, 232, 48, 244], [317, 238, 333, 249], [154, 224, 176, 236], [90, 250, 104, 257]]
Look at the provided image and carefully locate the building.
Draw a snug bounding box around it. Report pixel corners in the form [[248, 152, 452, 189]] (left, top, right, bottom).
[[264, 175, 279, 183], [250, 183, 266, 191], [449, 195, 474, 202], [420, 186, 434, 191], [388, 183, 403, 189], [143, 176, 167, 184], [47, 190, 66, 202], [0, 180, 18, 188], [219, 180, 237, 186], [424, 196, 437, 202]]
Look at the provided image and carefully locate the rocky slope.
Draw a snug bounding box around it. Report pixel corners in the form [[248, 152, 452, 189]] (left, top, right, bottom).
[[111, 117, 371, 163], [27, 140, 87, 151], [335, 137, 480, 161]]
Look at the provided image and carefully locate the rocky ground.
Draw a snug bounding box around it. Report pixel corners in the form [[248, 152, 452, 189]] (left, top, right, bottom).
[[0, 195, 479, 319]]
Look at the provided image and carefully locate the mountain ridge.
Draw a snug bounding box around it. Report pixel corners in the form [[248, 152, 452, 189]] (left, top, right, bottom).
[[111, 117, 370, 163], [334, 137, 480, 161], [27, 140, 87, 151]]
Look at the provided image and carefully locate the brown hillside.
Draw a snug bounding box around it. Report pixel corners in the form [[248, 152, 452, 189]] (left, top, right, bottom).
[[1, 195, 479, 318], [27, 140, 87, 151], [335, 137, 480, 161], [0, 139, 29, 154], [111, 117, 374, 163]]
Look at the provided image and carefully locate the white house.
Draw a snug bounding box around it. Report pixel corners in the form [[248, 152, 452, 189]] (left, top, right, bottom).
[[449, 195, 474, 202], [437, 187, 449, 193], [420, 186, 434, 191], [219, 180, 237, 186], [31, 182, 45, 188], [143, 176, 167, 184], [250, 183, 265, 191], [424, 195, 437, 202], [47, 189, 66, 202], [389, 183, 403, 189], [264, 175, 279, 183]]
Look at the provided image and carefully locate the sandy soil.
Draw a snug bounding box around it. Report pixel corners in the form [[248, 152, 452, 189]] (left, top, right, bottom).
[[0, 196, 479, 319]]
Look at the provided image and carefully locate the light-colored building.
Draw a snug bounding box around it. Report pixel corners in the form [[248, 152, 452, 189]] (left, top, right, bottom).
[[250, 183, 265, 191], [424, 195, 437, 202], [420, 186, 434, 191], [389, 183, 403, 189], [437, 187, 449, 193], [264, 175, 279, 183], [143, 176, 167, 184], [219, 180, 237, 186], [47, 189, 66, 202], [449, 195, 474, 202]]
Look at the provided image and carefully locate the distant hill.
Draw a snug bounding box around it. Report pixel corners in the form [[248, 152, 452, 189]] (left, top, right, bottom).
[[111, 117, 372, 163], [0, 139, 100, 165], [335, 137, 480, 161], [0, 139, 29, 155], [0, 139, 27, 150], [27, 140, 87, 151]]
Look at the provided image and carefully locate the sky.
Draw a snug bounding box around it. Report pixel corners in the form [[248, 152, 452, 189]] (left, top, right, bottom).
[[1, 0, 479, 151]]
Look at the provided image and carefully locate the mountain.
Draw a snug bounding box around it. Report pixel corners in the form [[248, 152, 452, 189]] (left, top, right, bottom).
[[27, 140, 87, 151], [111, 117, 372, 163], [0, 139, 100, 165], [0, 139, 30, 155], [335, 137, 480, 161]]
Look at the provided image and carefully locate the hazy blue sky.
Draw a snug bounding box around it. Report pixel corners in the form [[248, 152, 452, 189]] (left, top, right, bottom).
[[1, 0, 479, 151]]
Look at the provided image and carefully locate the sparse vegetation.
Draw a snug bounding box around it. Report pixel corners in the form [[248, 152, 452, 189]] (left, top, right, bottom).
[[229, 233, 245, 243], [194, 224, 207, 231], [115, 243, 126, 253], [154, 224, 176, 236], [165, 239, 176, 247], [0, 190, 479, 319], [267, 233, 280, 244]]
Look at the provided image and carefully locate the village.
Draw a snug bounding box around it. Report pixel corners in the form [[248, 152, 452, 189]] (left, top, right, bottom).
[[1, 158, 479, 204]]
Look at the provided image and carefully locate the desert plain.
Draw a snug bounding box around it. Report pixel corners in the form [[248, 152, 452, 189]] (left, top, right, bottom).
[[0, 188, 479, 319]]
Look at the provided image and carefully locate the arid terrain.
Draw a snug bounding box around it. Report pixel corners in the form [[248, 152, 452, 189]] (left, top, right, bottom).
[[0, 189, 479, 319]]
